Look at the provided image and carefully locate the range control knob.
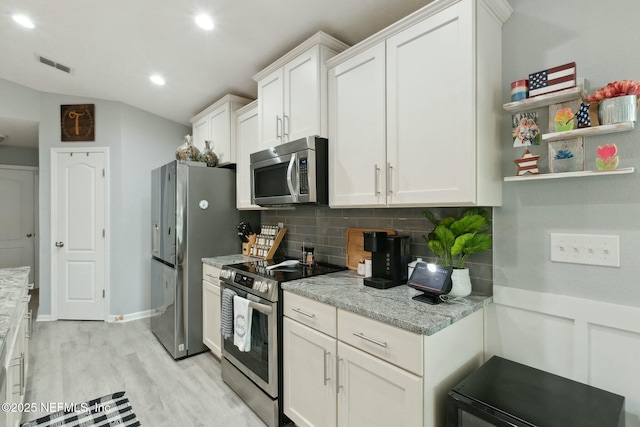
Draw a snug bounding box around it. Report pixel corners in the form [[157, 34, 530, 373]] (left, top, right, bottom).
[[219, 270, 229, 279]]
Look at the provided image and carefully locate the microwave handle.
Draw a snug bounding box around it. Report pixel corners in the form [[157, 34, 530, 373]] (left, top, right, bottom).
[[286, 153, 298, 202]]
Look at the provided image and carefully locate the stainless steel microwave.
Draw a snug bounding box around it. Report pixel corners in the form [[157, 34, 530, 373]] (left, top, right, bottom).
[[250, 136, 328, 206]]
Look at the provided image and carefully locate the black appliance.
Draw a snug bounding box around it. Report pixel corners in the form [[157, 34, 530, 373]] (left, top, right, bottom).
[[250, 136, 328, 207], [218, 258, 346, 427], [447, 356, 625, 427], [408, 262, 453, 304], [362, 232, 410, 289]]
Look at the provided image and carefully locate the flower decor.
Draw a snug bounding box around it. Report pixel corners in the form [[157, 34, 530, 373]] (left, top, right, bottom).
[[554, 149, 574, 160], [554, 107, 575, 132], [588, 80, 640, 102], [596, 144, 619, 170]]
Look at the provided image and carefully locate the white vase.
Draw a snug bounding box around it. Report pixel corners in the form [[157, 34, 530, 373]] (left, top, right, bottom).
[[449, 268, 472, 298]]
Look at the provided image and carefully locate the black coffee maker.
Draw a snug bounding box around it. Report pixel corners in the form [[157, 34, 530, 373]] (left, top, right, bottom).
[[363, 232, 410, 289]]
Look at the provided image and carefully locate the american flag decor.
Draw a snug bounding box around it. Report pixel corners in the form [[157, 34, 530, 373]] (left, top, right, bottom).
[[528, 62, 576, 97]]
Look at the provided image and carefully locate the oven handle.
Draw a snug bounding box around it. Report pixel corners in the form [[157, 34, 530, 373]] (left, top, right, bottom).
[[248, 300, 273, 315], [220, 282, 274, 316], [286, 153, 298, 203]]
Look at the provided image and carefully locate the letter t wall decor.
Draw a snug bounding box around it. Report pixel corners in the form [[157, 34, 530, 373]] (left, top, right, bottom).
[[61, 104, 95, 141]]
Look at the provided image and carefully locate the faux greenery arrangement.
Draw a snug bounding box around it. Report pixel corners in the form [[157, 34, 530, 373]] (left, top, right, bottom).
[[422, 208, 492, 269]]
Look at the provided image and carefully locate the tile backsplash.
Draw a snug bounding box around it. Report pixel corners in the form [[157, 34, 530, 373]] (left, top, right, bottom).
[[261, 206, 493, 295]]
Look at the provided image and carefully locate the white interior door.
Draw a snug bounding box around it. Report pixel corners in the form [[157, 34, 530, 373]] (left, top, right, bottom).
[[0, 167, 36, 283], [53, 149, 107, 320]]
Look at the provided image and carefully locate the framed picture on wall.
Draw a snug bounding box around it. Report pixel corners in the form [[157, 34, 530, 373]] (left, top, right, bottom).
[[61, 104, 95, 141]]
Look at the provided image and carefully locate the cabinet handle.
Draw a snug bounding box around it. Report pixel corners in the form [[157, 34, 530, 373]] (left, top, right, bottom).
[[205, 273, 218, 281], [283, 115, 290, 141], [276, 116, 282, 141], [387, 163, 393, 195], [323, 350, 331, 386], [20, 352, 25, 396], [353, 332, 387, 348], [374, 164, 380, 196], [291, 307, 315, 318], [26, 310, 33, 339], [336, 356, 343, 393], [10, 354, 24, 395]]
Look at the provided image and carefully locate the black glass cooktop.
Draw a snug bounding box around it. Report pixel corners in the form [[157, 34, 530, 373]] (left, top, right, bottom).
[[225, 258, 347, 283]]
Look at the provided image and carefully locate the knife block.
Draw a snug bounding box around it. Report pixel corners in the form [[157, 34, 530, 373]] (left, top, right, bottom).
[[242, 233, 257, 256]]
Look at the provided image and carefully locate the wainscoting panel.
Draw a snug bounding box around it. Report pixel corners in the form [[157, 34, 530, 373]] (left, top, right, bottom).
[[486, 285, 640, 426]]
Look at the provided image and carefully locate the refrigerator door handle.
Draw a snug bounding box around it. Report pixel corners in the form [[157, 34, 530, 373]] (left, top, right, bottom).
[[152, 224, 159, 254]]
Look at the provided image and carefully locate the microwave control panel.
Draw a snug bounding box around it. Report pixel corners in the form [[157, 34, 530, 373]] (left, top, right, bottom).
[[299, 157, 308, 195]]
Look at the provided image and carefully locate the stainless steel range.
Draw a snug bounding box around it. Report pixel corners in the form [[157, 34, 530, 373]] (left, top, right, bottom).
[[218, 258, 346, 427]]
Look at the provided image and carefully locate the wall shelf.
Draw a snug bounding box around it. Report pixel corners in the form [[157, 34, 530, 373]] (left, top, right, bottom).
[[504, 167, 634, 182], [503, 86, 586, 113], [542, 122, 634, 142]]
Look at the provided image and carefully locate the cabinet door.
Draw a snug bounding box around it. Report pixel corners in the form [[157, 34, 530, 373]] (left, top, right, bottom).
[[337, 342, 422, 427], [192, 116, 209, 152], [209, 106, 233, 165], [283, 47, 320, 142], [202, 279, 221, 358], [328, 42, 387, 207], [386, 1, 475, 205], [236, 104, 263, 210], [257, 67, 284, 148], [283, 318, 337, 427]]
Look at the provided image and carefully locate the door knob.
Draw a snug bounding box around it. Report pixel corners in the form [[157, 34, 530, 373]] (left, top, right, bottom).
[[26, 233, 33, 237], [55, 241, 64, 248]]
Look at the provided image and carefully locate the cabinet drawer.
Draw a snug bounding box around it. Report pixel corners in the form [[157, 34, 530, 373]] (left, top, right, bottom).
[[202, 263, 221, 285], [283, 291, 337, 338], [338, 309, 423, 376]]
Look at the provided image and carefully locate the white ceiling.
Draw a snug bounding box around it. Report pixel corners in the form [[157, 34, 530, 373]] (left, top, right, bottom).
[[0, 0, 434, 148]]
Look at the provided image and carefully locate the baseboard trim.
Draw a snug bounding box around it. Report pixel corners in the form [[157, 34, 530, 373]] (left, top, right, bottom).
[[109, 309, 154, 323], [35, 314, 52, 322]]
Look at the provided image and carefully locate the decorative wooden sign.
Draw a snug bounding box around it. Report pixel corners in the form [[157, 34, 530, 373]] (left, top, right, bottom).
[[61, 104, 95, 141]]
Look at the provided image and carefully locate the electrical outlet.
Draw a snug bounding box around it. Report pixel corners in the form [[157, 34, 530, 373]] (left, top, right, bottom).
[[550, 233, 620, 267]]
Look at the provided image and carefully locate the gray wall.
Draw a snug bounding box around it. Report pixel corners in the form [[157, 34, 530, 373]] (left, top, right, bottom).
[[0, 146, 38, 166], [496, 0, 640, 306], [262, 206, 493, 295], [0, 79, 189, 318], [36, 94, 189, 318]]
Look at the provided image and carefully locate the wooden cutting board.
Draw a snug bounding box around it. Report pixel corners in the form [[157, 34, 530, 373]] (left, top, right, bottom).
[[345, 228, 396, 270]]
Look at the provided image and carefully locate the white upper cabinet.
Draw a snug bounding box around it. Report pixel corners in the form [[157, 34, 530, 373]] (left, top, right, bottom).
[[190, 94, 253, 166], [329, 42, 387, 207], [235, 101, 265, 210], [328, 0, 512, 207], [254, 31, 348, 148]]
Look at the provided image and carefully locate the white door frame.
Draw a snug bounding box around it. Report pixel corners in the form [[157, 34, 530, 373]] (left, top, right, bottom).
[[0, 164, 39, 287], [50, 147, 110, 321]]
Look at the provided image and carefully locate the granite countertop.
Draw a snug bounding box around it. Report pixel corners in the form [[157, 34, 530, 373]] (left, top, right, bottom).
[[0, 266, 30, 355], [202, 254, 260, 269], [281, 269, 492, 336]]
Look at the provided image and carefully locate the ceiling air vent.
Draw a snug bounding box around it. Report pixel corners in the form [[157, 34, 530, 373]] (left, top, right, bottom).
[[37, 55, 73, 74]]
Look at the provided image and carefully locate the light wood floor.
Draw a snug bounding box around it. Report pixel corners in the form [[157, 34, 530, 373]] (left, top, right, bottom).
[[23, 316, 266, 426]]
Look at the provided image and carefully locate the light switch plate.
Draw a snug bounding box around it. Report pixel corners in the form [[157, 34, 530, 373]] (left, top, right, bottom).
[[550, 233, 620, 267]]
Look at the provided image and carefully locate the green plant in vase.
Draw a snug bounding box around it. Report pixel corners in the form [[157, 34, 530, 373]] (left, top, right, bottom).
[[421, 208, 492, 297]]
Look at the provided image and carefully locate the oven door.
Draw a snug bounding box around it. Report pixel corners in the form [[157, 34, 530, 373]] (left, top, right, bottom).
[[221, 282, 278, 398]]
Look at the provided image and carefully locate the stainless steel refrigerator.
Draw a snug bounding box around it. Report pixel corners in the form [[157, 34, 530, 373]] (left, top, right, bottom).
[[150, 160, 258, 359]]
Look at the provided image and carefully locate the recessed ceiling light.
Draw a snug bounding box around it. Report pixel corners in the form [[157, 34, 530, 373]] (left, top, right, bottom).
[[150, 75, 166, 86], [195, 14, 214, 31], [12, 14, 35, 29]]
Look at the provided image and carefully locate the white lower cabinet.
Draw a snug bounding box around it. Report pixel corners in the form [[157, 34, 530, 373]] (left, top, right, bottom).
[[283, 291, 423, 427], [283, 317, 337, 427], [202, 264, 221, 358], [337, 341, 422, 427], [2, 293, 32, 427]]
